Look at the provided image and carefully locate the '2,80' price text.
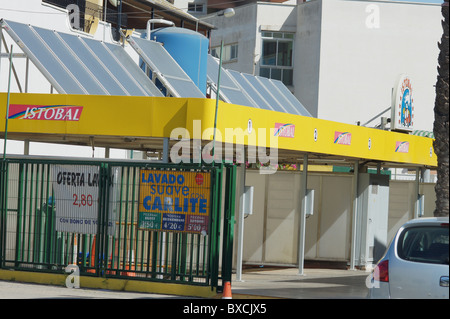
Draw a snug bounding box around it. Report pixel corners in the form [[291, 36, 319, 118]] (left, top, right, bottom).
[[73, 194, 94, 207]]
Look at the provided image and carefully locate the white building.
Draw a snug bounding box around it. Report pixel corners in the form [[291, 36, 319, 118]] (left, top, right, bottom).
[[202, 0, 442, 269], [207, 0, 443, 131]]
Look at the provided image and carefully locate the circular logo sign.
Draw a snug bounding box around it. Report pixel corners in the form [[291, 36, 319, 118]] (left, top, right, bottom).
[[195, 173, 204, 185], [400, 80, 413, 128], [391, 74, 414, 131]]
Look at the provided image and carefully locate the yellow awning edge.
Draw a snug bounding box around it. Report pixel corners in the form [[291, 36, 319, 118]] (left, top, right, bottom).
[[0, 93, 437, 168]]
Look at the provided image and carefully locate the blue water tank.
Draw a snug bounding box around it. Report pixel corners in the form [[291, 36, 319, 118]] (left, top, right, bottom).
[[150, 27, 209, 95]]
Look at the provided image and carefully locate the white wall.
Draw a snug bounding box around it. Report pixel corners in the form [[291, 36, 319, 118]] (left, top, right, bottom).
[[209, 3, 258, 74], [295, 0, 322, 117], [316, 0, 442, 130]]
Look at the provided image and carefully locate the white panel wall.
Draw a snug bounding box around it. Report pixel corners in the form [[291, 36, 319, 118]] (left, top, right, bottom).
[[241, 170, 437, 267], [264, 172, 300, 264], [316, 175, 352, 260], [388, 180, 437, 243], [243, 170, 354, 266], [242, 171, 266, 263]]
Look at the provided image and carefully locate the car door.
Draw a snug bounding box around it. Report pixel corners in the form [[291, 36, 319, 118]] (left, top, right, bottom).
[[389, 225, 449, 299], [389, 258, 449, 298]]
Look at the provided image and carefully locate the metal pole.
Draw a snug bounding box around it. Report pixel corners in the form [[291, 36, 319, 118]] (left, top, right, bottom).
[[157, 137, 169, 279], [350, 160, 359, 270], [235, 164, 245, 281], [3, 45, 13, 161], [298, 153, 308, 275], [414, 168, 420, 219], [212, 40, 223, 163]]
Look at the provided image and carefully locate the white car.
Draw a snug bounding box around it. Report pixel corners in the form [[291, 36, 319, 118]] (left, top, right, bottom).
[[368, 217, 449, 299]]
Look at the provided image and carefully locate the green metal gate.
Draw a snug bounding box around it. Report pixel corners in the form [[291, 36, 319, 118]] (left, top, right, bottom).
[[0, 157, 236, 291]]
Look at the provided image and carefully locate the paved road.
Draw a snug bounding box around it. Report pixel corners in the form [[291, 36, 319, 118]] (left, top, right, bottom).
[[0, 267, 371, 299], [231, 267, 371, 299], [0, 280, 186, 299]]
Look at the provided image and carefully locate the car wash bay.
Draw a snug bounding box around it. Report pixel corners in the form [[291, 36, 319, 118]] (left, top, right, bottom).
[[233, 163, 436, 278]]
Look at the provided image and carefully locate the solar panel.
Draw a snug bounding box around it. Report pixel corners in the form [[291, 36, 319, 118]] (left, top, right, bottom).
[[206, 55, 257, 107], [241, 73, 287, 113], [227, 68, 312, 117], [1, 19, 163, 97], [103, 42, 164, 97], [256, 76, 298, 114], [31, 26, 107, 95], [82, 37, 161, 96], [2, 20, 86, 94], [227, 70, 273, 111], [270, 78, 311, 117], [127, 36, 205, 98], [57, 32, 128, 95]]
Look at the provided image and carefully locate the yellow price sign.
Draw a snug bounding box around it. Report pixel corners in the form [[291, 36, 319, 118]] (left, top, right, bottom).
[[138, 169, 211, 234]]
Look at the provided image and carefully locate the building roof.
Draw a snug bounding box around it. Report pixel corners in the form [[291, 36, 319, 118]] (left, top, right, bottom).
[[122, 0, 215, 33]]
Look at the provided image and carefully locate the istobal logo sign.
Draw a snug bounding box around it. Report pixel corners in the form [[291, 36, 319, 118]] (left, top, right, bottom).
[[334, 131, 352, 145], [8, 104, 83, 121]]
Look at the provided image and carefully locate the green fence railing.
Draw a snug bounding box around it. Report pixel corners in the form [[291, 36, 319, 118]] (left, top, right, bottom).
[[0, 157, 236, 291]]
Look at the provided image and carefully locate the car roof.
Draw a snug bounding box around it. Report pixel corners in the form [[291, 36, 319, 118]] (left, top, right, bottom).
[[403, 217, 449, 228]]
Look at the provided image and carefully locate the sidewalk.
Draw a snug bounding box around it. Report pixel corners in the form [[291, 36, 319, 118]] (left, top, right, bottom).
[[230, 267, 371, 299]]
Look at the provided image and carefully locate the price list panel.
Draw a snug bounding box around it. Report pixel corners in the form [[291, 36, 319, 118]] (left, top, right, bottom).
[[138, 170, 211, 235]]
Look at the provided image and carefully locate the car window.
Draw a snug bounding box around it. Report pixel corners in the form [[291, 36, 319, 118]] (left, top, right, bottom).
[[398, 225, 449, 265]]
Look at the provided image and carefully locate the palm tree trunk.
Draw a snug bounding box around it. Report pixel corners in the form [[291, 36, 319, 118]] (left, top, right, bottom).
[[433, 0, 449, 217]]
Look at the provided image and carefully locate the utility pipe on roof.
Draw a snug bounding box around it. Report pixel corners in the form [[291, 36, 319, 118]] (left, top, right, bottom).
[[146, 18, 175, 39]]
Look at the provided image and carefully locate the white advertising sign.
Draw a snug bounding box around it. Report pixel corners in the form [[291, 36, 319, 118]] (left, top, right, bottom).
[[51, 165, 116, 235]]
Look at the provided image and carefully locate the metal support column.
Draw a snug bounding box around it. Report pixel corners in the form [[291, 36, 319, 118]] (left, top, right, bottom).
[[235, 164, 245, 281], [298, 154, 308, 275], [414, 168, 420, 219], [350, 160, 359, 270]]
